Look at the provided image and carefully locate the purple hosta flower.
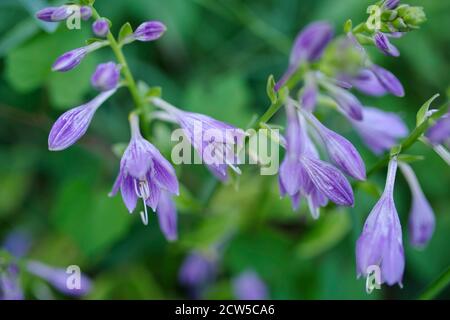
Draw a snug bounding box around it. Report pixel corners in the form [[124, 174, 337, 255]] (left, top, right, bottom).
[[300, 73, 318, 111], [356, 157, 405, 286], [36, 5, 91, 22], [302, 110, 366, 180], [92, 19, 109, 37], [48, 89, 117, 151], [179, 252, 217, 289], [27, 261, 91, 297], [3, 231, 31, 258], [275, 22, 334, 91], [151, 98, 246, 182], [109, 114, 179, 229], [52, 41, 103, 72], [349, 69, 388, 97], [324, 82, 364, 120], [351, 107, 408, 154], [233, 270, 268, 300], [91, 62, 120, 92], [399, 163, 435, 248], [0, 264, 24, 300], [384, 0, 400, 10], [80, 6, 92, 20], [132, 21, 167, 42], [374, 32, 400, 57], [426, 113, 450, 145], [35, 7, 60, 22], [156, 191, 178, 241], [370, 65, 404, 97]]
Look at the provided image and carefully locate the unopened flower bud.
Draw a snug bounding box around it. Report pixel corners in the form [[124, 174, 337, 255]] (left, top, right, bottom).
[[92, 19, 109, 37]]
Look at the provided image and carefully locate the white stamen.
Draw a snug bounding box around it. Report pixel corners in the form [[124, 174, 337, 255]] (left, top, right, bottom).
[[140, 198, 149, 226]]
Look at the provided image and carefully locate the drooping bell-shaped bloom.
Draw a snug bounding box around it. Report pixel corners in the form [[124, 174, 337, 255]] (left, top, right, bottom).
[[370, 65, 404, 97], [233, 270, 268, 300], [156, 191, 178, 241], [48, 88, 117, 151], [351, 107, 408, 154], [151, 97, 246, 182], [399, 163, 435, 248], [27, 261, 92, 297], [132, 21, 167, 42], [179, 252, 217, 289], [356, 157, 405, 286], [92, 18, 109, 37], [91, 62, 120, 92], [374, 32, 400, 57], [325, 83, 363, 120], [52, 41, 104, 72], [109, 114, 179, 228], [275, 22, 334, 91], [0, 264, 23, 300], [349, 69, 388, 97], [426, 113, 450, 145], [302, 110, 366, 180]]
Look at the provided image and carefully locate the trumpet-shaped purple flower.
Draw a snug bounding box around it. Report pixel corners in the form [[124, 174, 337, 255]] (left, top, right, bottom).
[[109, 114, 179, 229], [92, 19, 110, 37], [399, 163, 435, 248], [275, 22, 334, 90], [426, 113, 450, 145], [151, 97, 246, 182], [157, 191, 178, 241], [350, 69, 388, 97], [91, 62, 120, 92], [52, 41, 103, 72], [356, 157, 405, 286], [374, 32, 400, 57], [133, 21, 167, 42], [27, 261, 91, 297], [233, 270, 268, 300], [302, 110, 366, 180], [48, 89, 117, 151], [351, 107, 408, 154]]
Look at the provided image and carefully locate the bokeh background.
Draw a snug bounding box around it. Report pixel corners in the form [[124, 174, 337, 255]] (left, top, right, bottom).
[[0, 0, 449, 299]]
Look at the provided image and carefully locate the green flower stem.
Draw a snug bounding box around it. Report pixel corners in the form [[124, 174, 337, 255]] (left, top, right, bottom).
[[91, 8, 143, 111], [367, 101, 449, 177], [419, 266, 450, 300]]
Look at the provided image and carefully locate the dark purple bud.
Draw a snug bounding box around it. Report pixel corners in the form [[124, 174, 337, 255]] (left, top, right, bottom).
[[52, 47, 87, 72], [350, 69, 387, 96], [92, 19, 109, 37], [371, 65, 404, 97], [384, 0, 400, 10], [374, 32, 400, 57], [80, 6, 92, 21], [133, 21, 167, 42], [233, 270, 268, 300], [35, 7, 59, 22], [426, 113, 450, 145], [91, 62, 120, 91]]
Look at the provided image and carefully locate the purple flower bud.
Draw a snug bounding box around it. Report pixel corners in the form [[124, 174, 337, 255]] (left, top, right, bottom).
[[399, 163, 435, 248], [179, 252, 217, 288], [327, 85, 364, 120], [157, 191, 178, 241], [426, 113, 450, 145], [384, 0, 400, 10], [301, 156, 354, 206], [275, 22, 334, 91], [374, 32, 400, 57], [133, 21, 167, 42], [109, 114, 179, 223], [303, 111, 366, 180], [370, 65, 404, 97], [233, 270, 268, 300], [80, 6, 92, 20], [27, 261, 92, 296], [91, 62, 120, 91], [50, 5, 74, 21], [52, 47, 87, 72], [35, 7, 59, 22], [92, 18, 109, 37], [48, 89, 116, 151], [0, 264, 24, 300], [350, 69, 388, 97], [351, 107, 408, 154], [356, 158, 404, 286]]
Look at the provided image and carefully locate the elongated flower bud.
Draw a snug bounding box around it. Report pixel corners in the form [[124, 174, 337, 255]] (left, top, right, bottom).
[[384, 0, 400, 10], [133, 21, 167, 42], [92, 19, 109, 37], [91, 62, 120, 91], [350, 69, 388, 96], [48, 89, 116, 151], [374, 32, 400, 57], [370, 65, 404, 97], [52, 42, 103, 72], [35, 7, 60, 22]]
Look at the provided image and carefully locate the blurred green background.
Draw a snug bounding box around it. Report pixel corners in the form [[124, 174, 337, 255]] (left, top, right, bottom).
[[0, 0, 449, 299]]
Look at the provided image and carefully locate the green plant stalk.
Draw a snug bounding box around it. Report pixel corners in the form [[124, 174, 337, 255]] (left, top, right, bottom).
[[419, 266, 450, 300]]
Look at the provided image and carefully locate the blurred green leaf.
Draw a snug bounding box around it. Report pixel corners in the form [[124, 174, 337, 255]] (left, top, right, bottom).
[[118, 22, 133, 43], [416, 93, 440, 126]]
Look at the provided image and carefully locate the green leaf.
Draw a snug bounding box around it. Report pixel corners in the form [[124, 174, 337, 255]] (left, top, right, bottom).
[[146, 86, 162, 99], [398, 154, 425, 163], [344, 19, 353, 33], [118, 22, 133, 43], [85, 37, 104, 45], [416, 93, 440, 126], [266, 74, 277, 104]]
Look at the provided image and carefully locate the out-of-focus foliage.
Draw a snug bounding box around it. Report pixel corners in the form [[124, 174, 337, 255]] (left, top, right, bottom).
[[0, 0, 449, 299]]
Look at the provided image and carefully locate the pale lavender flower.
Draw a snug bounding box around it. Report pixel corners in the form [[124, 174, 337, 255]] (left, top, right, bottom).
[[179, 252, 217, 288], [326, 84, 364, 120], [48, 89, 117, 151], [91, 62, 120, 91], [302, 110, 366, 180], [233, 270, 268, 300], [36, 5, 92, 23], [370, 65, 404, 97], [351, 107, 408, 154], [132, 21, 167, 42], [0, 264, 23, 300], [50, 5, 74, 21], [275, 22, 334, 90], [27, 261, 91, 297], [109, 114, 179, 228], [300, 73, 318, 111], [156, 191, 178, 241], [384, 0, 400, 9], [399, 163, 435, 248], [151, 98, 246, 182], [356, 157, 405, 286], [52, 41, 103, 72], [374, 32, 400, 57], [92, 19, 109, 37], [426, 113, 450, 145], [350, 69, 388, 97]]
